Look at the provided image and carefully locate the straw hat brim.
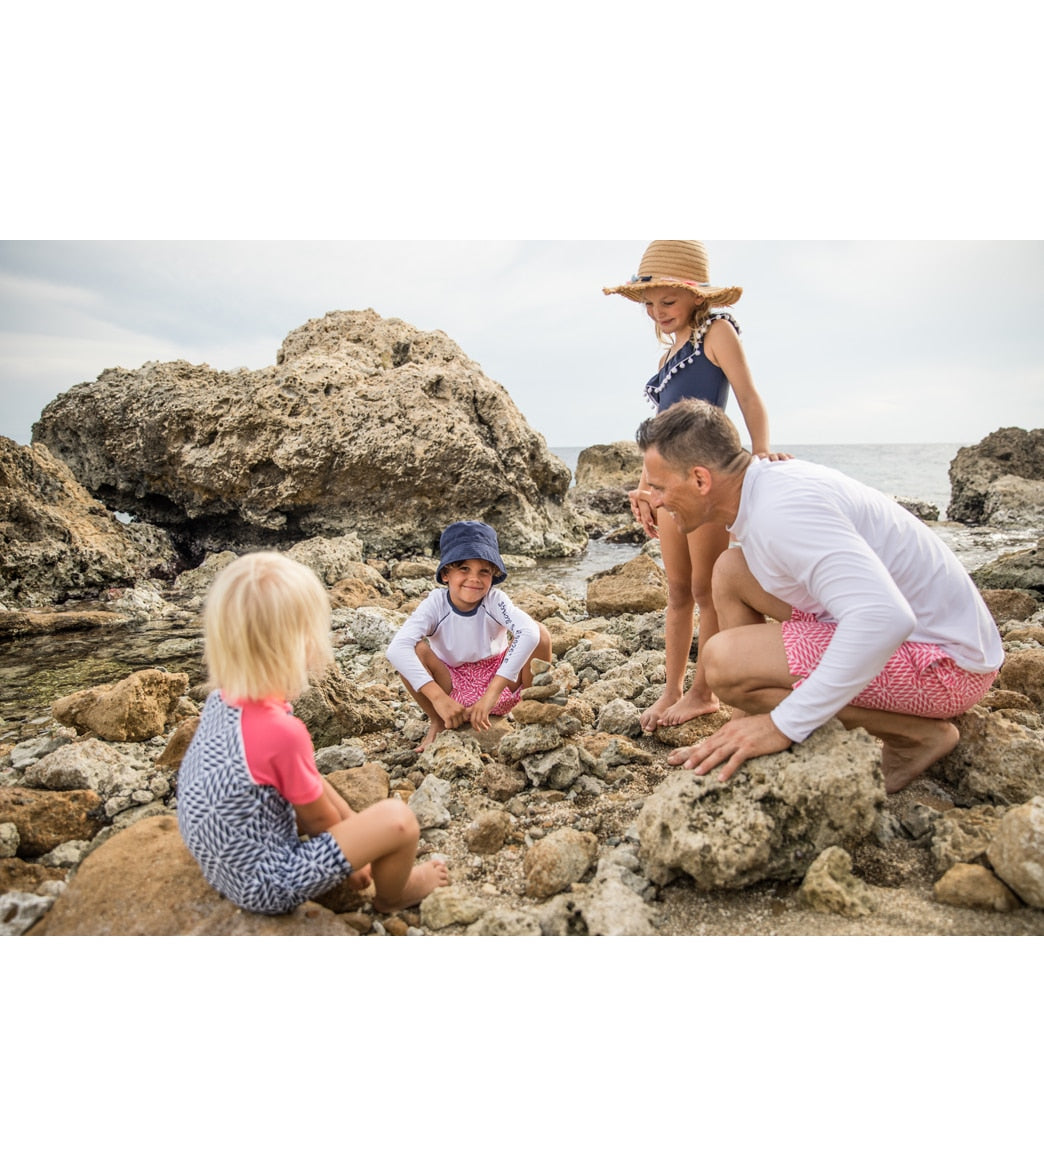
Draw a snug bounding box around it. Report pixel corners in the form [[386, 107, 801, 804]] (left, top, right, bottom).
[[602, 278, 742, 307]]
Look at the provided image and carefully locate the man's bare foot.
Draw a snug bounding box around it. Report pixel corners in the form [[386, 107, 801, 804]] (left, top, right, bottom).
[[416, 721, 445, 752], [880, 720, 960, 794], [373, 860, 450, 912]]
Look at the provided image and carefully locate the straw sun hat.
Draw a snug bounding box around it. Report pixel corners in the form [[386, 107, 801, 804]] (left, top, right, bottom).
[[602, 240, 742, 307]]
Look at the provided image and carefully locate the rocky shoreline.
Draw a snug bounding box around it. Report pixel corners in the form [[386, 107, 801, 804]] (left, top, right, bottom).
[[3, 521, 1044, 937], [2, 315, 1043, 937]]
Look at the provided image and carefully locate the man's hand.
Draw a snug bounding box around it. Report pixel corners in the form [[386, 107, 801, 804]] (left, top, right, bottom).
[[670, 714, 793, 781]]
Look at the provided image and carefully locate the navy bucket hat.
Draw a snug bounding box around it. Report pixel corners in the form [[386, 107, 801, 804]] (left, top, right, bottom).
[[435, 520, 507, 584]]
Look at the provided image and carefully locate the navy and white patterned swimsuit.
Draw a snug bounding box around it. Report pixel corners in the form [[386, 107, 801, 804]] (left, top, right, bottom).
[[644, 312, 739, 413], [177, 691, 353, 915]]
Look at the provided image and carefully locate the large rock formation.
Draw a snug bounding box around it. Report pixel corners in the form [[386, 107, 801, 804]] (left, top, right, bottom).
[[32, 309, 587, 562], [636, 721, 884, 889], [0, 436, 177, 607], [947, 427, 1044, 526]]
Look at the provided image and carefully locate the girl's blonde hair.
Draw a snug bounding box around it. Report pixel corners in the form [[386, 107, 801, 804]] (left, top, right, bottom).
[[203, 551, 332, 701]]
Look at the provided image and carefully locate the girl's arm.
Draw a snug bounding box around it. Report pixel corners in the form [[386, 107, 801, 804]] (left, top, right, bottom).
[[704, 318, 790, 460], [294, 785, 347, 836], [294, 780, 373, 888]]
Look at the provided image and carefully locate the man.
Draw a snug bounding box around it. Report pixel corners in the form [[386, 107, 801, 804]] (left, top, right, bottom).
[[636, 400, 1003, 793]]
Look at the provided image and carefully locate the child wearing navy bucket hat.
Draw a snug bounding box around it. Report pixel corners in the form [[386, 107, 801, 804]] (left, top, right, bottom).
[[386, 520, 552, 751]]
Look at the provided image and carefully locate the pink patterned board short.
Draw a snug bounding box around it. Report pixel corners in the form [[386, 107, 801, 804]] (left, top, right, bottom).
[[781, 610, 998, 719], [448, 651, 523, 716]]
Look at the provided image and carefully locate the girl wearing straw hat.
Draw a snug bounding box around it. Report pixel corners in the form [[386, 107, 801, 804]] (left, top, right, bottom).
[[604, 240, 790, 733]]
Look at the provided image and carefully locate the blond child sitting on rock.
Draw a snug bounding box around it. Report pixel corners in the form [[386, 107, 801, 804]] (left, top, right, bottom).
[[178, 551, 448, 915]]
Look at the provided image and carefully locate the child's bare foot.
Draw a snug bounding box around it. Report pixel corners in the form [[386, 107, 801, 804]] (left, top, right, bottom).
[[416, 721, 445, 752], [880, 720, 960, 794], [373, 859, 450, 913], [642, 688, 720, 732], [658, 692, 720, 727], [640, 690, 681, 733]]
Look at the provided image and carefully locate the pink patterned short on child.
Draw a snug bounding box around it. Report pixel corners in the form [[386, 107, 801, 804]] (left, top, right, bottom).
[[448, 651, 523, 715], [781, 610, 997, 718]]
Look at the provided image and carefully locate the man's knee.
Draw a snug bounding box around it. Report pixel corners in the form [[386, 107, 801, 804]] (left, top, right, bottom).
[[700, 631, 732, 692]]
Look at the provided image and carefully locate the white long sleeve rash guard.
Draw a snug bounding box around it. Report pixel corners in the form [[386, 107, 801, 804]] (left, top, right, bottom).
[[728, 459, 1003, 744], [385, 585, 541, 693]]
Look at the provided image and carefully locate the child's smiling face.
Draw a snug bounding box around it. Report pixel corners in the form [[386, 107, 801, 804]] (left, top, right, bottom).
[[440, 558, 497, 610], [643, 287, 701, 337]]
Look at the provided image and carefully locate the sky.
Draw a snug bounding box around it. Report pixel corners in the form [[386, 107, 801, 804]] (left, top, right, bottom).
[[2, 239, 1042, 451]]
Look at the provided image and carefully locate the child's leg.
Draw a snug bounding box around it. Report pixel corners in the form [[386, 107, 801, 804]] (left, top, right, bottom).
[[328, 798, 449, 911], [399, 641, 456, 749]]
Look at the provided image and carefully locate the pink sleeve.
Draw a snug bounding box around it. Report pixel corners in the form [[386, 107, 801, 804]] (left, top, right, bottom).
[[239, 700, 326, 805]]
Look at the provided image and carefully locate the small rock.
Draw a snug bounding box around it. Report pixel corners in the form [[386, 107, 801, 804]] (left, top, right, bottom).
[[933, 864, 1022, 912], [419, 885, 487, 930], [524, 827, 598, 898], [798, 846, 876, 918], [464, 810, 513, 855], [987, 796, 1044, 908]]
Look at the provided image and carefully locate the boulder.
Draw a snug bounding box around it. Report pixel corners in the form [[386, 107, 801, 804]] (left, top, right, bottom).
[[980, 588, 1041, 624], [947, 427, 1044, 525], [28, 815, 358, 935], [986, 797, 1044, 908], [929, 708, 1044, 805], [0, 436, 177, 608], [573, 442, 644, 490], [419, 885, 487, 930], [894, 497, 939, 522], [586, 553, 668, 617], [994, 649, 1044, 710], [637, 721, 883, 889], [326, 763, 390, 811], [971, 541, 1044, 599], [51, 668, 189, 742], [797, 846, 877, 917], [292, 662, 394, 748], [464, 809, 513, 854], [0, 608, 130, 640], [523, 827, 598, 898], [933, 864, 1022, 912], [32, 309, 587, 562], [0, 788, 106, 857]]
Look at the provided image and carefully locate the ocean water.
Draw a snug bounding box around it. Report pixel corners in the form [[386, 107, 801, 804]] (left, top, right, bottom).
[[530, 441, 1035, 597], [552, 441, 961, 513]]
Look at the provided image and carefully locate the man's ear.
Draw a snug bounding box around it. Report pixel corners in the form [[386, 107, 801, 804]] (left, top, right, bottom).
[[691, 466, 713, 494]]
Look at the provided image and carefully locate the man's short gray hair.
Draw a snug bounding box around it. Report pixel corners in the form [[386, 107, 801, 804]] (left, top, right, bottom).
[[636, 400, 748, 474]]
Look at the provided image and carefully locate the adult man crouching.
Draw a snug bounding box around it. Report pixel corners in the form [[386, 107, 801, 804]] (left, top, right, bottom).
[[636, 400, 1002, 793]]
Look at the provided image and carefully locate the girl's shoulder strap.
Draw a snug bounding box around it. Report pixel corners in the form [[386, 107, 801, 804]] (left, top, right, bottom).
[[704, 310, 740, 336]]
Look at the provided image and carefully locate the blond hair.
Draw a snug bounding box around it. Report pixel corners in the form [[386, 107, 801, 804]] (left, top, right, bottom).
[[203, 551, 332, 701]]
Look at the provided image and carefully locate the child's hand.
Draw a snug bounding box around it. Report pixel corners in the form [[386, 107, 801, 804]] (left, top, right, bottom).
[[433, 691, 468, 729], [348, 863, 374, 891], [470, 676, 510, 731], [630, 488, 658, 539], [468, 698, 494, 731]]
